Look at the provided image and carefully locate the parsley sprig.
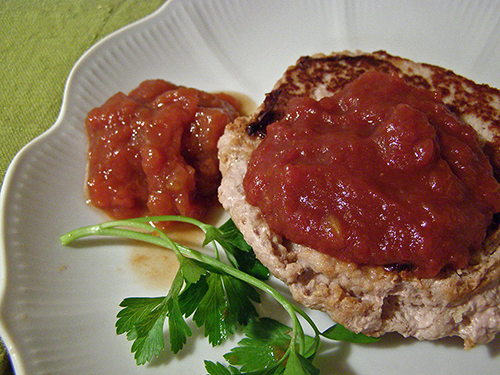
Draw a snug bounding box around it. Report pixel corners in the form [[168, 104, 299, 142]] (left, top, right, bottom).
[[60, 216, 378, 374]]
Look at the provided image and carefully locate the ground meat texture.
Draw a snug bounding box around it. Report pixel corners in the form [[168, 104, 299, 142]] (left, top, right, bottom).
[[243, 71, 500, 278], [85, 79, 240, 222]]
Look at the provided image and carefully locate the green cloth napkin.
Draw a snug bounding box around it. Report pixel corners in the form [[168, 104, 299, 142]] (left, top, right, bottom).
[[0, 0, 166, 372], [0, 0, 166, 186]]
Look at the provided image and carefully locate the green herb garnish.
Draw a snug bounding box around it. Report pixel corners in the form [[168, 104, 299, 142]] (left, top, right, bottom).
[[60, 216, 378, 374]]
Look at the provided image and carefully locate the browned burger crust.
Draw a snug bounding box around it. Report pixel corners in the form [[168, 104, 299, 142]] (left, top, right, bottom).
[[218, 50, 500, 348]]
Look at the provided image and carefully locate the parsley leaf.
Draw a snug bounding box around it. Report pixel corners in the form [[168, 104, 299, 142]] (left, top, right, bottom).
[[183, 272, 260, 346], [284, 349, 320, 375], [178, 256, 207, 285], [205, 361, 241, 375], [167, 297, 192, 354], [205, 219, 270, 280], [322, 324, 380, 343], [222, 273, 261, 326], [207, 219, 253, 253], [222, 318, 318, 374], [224, 318, 291, 372], [115, 297, 169, 365], [193, 273, 235, 346]]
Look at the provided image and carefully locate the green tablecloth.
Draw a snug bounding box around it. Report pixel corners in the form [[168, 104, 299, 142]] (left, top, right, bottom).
[[0, 1, 166, 372]]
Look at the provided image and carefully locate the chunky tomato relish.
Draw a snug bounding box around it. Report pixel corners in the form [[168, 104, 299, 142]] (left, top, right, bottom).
[[243, 71, 500, 277], [86, 79, 240, 223]]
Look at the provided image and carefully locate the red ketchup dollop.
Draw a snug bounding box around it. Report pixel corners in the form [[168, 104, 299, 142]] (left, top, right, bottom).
[[243, 71, 500, 277], [86, 79, 240, 224]]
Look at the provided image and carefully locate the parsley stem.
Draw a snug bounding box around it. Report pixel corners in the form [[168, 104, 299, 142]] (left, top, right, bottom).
[[294, 305, 322, 357]]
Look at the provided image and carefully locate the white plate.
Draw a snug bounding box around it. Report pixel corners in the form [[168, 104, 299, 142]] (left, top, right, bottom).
[[2, 0, 500, 374]]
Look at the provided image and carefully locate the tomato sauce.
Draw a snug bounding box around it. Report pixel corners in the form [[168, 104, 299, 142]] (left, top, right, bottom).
[[86, 79, 240, 224], [243, 71, 500, 277]]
